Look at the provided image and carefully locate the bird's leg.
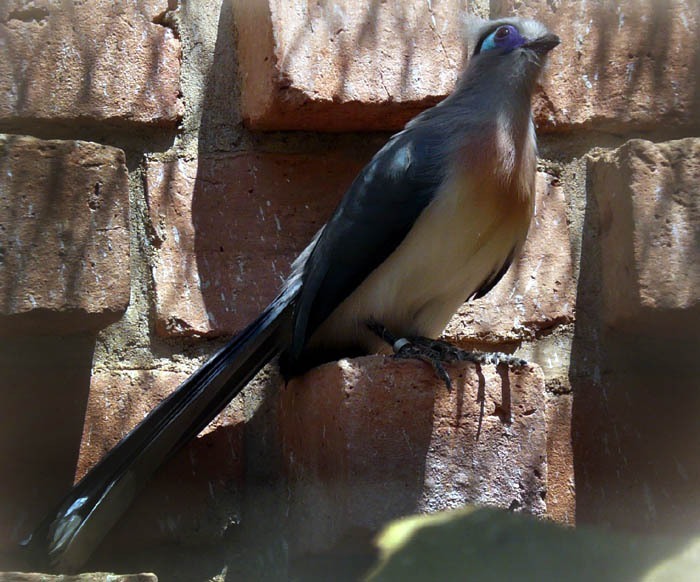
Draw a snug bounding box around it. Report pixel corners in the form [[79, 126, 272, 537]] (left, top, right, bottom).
[[366, 320, 527, 391], [366, 320, 454, 389]]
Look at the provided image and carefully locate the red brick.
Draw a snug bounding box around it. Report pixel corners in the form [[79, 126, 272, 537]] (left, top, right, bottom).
[[545, 392, 575, 525], [76, 369, 245, 548], [0, 0, 182, 129], [145, 153, 368, 337], [494, 0, 700, 132], [589, 138, 700, 333], [279, 356, 548, 555], [446, 172, 575, 344], [232, 0, 469, 131], [0, 135, 130, 334]]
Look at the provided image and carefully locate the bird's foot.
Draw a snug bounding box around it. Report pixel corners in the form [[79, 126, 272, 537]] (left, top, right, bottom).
[[367, 320, 527, 391]]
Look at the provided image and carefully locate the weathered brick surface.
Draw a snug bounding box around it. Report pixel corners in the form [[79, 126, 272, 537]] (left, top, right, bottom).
[[146, 159, 575, 342], [76, 370, 245, 547], [494, 0, 700, 132], [0, 0, 182, 129], [145, 153, 368, 337], [0, 135, 130, 334], [446, 172, 575, 344], [279, 356, 547, 555], [545, 392, 574, 525], [233, 0, 469, 131], [589, 138, 700, 332], [77, 370, 189, 475]]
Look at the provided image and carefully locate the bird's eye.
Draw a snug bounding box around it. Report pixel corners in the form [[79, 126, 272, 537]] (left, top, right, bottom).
[[494, 26, 511, 40], [478, 24, 523, 54]]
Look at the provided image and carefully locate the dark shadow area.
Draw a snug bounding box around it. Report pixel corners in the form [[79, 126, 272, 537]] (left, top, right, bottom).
[[84, 422, 246, 579], [0, 334, 95, 563], [570, 169, 700, 537], [0, 121, 179, 157], [289, 528, 378, 582]]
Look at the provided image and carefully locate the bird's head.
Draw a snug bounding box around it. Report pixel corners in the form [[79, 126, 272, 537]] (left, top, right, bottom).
[[466, 17, 559, 90]]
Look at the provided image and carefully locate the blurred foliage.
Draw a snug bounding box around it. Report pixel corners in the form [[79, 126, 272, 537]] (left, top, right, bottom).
[[366, 506, 700, 582]]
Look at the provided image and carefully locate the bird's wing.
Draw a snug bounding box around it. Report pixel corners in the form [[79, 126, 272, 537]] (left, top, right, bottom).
[[289, 124, 450, 356]]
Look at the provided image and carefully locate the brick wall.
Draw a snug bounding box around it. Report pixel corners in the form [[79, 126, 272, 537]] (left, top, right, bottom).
[[0, 0, 698, 579]]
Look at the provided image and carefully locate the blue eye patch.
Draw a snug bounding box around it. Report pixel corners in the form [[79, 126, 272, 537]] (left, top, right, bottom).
[[478, 24, 527, 54]]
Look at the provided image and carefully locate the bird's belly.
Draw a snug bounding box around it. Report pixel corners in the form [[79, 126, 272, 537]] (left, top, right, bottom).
[[310, 176, 532, 353]]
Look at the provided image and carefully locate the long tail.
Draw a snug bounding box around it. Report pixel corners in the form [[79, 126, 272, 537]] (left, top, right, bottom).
[[25, 284, 299, 572]]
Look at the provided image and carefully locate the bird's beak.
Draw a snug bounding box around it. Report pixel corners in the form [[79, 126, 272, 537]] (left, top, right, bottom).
[[525, 33, 560, 54]]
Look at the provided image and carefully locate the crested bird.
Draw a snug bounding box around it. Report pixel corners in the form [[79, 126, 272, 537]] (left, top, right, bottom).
[[26, 17, 559, 571]]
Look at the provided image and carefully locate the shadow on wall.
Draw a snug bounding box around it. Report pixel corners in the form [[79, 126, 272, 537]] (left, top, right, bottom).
[[570, 171, 700, 536], [191, 1, 376, 338], [0, 335, 95, 560]]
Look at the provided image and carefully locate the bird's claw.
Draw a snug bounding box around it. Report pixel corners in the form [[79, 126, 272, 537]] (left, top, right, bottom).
[[390, 336, 455, 391], [366, 320, 528, 391]]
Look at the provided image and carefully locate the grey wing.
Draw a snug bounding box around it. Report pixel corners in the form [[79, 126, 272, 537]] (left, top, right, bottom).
[[287, 126, 449, 359]]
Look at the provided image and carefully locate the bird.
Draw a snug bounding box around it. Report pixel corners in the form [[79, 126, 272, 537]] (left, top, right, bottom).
[[24, 16, 559, 572]]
